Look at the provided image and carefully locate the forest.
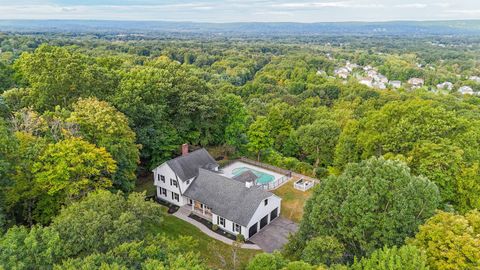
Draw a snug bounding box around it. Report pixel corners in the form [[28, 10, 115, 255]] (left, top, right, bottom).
[[0, 31, 480, 269]]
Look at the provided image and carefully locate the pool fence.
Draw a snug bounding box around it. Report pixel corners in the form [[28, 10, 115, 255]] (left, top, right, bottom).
[[239, 157, 320, 191]]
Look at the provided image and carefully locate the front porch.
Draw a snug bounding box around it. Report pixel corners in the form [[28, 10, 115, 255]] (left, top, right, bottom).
[[184, 198, 213, 222]]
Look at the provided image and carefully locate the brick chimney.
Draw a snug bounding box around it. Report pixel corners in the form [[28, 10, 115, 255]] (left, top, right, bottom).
[[182, 143, 189, 156]]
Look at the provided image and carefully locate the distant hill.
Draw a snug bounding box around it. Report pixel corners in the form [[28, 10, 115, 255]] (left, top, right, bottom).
[[0, 20, 479, 36]]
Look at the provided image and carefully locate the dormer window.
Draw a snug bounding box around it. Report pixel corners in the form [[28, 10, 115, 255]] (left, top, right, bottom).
[[264, 199, 268, 206]]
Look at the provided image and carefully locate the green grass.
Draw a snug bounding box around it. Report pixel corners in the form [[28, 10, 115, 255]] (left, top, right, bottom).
[[150, 207, 261, 269], [272, 178, 313, 223], [136, 179, 260, 269], [135, 173, 156, 196]]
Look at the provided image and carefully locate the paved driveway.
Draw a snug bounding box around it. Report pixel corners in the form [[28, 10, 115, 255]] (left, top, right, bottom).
[[249, 217, 298, 253]]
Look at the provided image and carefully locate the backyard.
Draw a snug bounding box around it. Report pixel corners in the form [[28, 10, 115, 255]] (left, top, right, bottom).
[[272, 178, 313, 223]]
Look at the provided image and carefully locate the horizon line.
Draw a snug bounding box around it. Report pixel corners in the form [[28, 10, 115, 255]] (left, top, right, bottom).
[[1, 18, 479, 24]]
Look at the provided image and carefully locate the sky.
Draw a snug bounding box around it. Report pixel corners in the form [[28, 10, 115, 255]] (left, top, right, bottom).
[[0, 0, 478, 23]]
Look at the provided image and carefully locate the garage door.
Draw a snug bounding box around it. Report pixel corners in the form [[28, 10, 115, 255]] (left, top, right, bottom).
[[270, 208, 278, 221], [260, 214, 269, 229], [249, 223, 258, 238]]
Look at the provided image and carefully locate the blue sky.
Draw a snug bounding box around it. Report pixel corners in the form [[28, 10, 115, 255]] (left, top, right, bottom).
[[0, 0, 478, 22]]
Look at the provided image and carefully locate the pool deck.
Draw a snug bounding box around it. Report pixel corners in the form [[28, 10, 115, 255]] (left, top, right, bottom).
[[221, 161, 285, 182]]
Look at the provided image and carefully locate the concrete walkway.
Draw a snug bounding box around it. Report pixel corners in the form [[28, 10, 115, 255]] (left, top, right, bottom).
[[173, 207, 262, 250]]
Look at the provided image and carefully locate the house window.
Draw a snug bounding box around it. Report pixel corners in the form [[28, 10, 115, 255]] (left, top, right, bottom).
[[161, 188, 167, 196], [171, 192, 179, 202], [188, 199, 193, 205], [160, 175, 165, 183], [217, 216, 225, 227], [264, 199, 268, 206], [186, 179, 190, 185], [170, 179, 178, 187], [233, 223, 241, 233]]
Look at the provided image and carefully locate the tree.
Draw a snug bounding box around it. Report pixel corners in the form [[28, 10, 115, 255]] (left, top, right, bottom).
[[336, 98, 480, 211], [4, 132, 48, 226], [50, 191, 164, 258], [282, 261, 316, 270], [247, 116, 274, 161], [286, 157, 440, 261], [222, 94, 249, 151], [14, 45, 119, 111], [0, 225, 62, 269], [351, 245, 429, 270], [0, 62, 15, 93], [32, 138, 116, 223], [56, 235, 206, 270], [113, 61, 222, 167], [0, 118, 16, 228], [68, 98, 139, 192], [296, 119, 340, 175], [301, 236, 345, 266], [409, 210, 480, 270], [246, 252, 287, 270]]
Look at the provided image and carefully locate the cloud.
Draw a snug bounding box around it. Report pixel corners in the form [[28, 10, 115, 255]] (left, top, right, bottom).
[[0, 0, 476, 22], [394, 3, 428, 8], [271, 1, 384, 9]]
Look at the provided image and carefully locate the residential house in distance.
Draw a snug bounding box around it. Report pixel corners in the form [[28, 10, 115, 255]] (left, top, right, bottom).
[[389, 80, 402, 88], [345, 61, 359, 72], [458, 86, 475, 95], [437, 81, 453, 91], [408, 78, 425, 89], [359, 77, 373, 87], [469, 76, 480, 83], [372, 81, 387, 90], [153, 145, 282, 239], [334, 67, 349, 79]]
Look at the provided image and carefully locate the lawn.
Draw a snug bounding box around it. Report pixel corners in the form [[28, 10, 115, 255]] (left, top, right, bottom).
[[137, 179, 261, 269], [135, 173, 156, 196], [148, 207, 260, 269], [272, 178, 313, 223]]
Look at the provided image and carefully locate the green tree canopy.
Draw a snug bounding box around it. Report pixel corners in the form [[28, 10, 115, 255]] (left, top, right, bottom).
[[14, 45, 119, 111], [32, 138, 116, 223], [351, 245, 429, 270], [409, 210, 480, 270], [68, 98, 139, 192], [286, 157, 440, 261], [296, 119, 340, 176], [247, 116, 274, 161]]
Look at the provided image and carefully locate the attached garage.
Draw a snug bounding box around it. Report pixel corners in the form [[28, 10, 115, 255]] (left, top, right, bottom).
[[260, 214, 269, 229], [249, 223, 258, 238], [270, 207, 278, 221]]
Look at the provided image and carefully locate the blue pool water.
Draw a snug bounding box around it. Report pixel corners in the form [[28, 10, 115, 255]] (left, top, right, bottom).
[[232, 167, 275, 184]]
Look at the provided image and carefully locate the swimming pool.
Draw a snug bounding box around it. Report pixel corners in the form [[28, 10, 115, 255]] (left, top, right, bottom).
[[232, 167, 275, 184]]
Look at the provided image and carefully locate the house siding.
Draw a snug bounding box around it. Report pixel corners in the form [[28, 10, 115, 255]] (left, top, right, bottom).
[[212, 213, 248, 239], [246, 195, 282, 237], [153, 163, 186, 206]]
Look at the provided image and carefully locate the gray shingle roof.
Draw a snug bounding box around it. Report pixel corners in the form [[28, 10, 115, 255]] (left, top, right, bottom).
[[183, 168, 274, 227], [232, 170, 258, 183], [166, 148, 218, 181]]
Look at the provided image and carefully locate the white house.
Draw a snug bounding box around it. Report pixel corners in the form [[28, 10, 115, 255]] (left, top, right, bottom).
[[389, 80, 402, 88], [437, 82, 453, 91], [153, 146, 282, 239], [334, 67, 350, 79], [458, 86, 475, 95], [359, 77, 373, 87], [408, 78, 425, 89]]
